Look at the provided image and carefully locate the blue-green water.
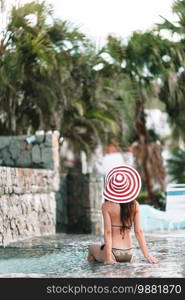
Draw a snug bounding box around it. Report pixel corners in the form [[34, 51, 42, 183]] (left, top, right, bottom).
[[0, 232, 185, 277]]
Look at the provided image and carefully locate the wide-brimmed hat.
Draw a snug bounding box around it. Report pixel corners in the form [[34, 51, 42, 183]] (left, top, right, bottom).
[[103, 165, 141, 203]]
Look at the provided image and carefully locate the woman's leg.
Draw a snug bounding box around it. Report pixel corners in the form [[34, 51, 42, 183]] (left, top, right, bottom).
[[87, 244, 105, 262]]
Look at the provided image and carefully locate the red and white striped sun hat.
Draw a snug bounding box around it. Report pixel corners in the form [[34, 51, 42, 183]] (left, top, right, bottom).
[[103, 165, 141, 203]]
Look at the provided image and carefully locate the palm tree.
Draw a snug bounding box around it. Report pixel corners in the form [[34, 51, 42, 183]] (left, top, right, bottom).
[[0, 1, 58, 134], [167, 147, 185, 183], [0, 1, 130, 157], [127, 32, 173, 201], [96, 39, 137, 148], [103, 33, 168, 206], [157, 0, 185, 143], [102, 32, 173, 206]]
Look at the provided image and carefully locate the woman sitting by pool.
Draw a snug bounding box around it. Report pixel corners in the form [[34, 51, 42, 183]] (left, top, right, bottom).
[[87, 165, 158, 265]]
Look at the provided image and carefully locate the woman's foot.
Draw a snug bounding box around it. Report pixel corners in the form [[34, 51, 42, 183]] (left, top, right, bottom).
[[87, 254, 96, 261], [87, 246, 96, 261]]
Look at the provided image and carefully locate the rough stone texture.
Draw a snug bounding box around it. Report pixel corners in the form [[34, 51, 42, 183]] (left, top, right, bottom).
[[0, 132, 60, 246], [0, 192, 56, 246], [65, 173, 103, 235], [56, 175, 68, 232], [88, 175, 104, 235], [0, 167, 60, 195], [0, 130, 103, 243], [32, 145, 41, 164], [0, 131, 60, 170]]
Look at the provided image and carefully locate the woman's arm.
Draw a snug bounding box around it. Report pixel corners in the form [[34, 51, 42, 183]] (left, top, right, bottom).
[[134, 201, 158, 264], [101, 203, 117, 264]]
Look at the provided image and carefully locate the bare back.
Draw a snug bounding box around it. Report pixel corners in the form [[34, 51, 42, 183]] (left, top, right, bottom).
[[102, 201, 136, 249], [89, 200, 158, 264]]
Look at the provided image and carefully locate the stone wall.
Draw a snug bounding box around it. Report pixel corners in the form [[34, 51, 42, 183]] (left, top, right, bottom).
[[66, 173, 103, 235], [56, 175, 68, 232], [0, 132, 60, 246], [0, 131, 104, 244], [0, 131, 59, 170]]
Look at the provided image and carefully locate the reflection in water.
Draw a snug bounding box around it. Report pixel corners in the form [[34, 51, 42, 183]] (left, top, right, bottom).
[[0, 232, 185, 277]]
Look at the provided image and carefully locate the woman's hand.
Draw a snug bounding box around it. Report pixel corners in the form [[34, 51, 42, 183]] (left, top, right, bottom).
[[104, 258, 117, 265], [145, 253, 158, 264]]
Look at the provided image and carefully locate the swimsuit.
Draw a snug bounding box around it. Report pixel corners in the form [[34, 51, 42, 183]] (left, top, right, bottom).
[[112, 224, 132, 238], [100, 224, 134, 262], [112, 247, 134, 262]]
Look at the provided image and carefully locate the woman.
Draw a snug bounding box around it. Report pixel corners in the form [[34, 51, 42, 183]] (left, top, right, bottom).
[[87, 165, 158, 265]]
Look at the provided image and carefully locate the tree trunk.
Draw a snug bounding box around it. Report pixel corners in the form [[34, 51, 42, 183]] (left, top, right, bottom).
[[135, 98, 159, 207]]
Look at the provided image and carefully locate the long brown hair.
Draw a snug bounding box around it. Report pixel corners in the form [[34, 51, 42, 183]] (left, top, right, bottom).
[[100, 200, 137, 249], [120, 200, 136, 231]]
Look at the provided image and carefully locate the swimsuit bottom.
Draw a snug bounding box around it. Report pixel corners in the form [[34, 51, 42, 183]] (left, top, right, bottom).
[[100, 244, 134, 262], [112, 247, 134, 262]]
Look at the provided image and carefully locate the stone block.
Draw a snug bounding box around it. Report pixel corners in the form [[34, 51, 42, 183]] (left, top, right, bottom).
[[18, 140, 27, 150], [4, 187, 10, 194], [1, 148, 14, 166], [44, 134, 52, 147], [13, 187, 22, 194], [6, 168, 12, 187], [0, 188, 4, 195], [16, 151, 32, 168], [18, 168, 25, 186], [9, 140, 21, 160], [41, 147, 53, 169], [0, 137, 11, 150], [32, 144, 41, 164]]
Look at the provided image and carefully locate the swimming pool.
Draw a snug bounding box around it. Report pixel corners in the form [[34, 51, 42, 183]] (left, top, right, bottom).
[[0, 232, 185, 277]]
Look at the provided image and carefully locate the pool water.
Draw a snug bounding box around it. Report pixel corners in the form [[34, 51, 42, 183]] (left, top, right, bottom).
[[0, 232, 185, 277]]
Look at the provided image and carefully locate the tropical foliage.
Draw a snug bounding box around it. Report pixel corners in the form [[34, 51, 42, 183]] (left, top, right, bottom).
[[101, 33, 168, 206], [157, 0, 185, 142], [167, 148, 185, 183], [0, 1, 135, 155], [1, 0, 185, 206]]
